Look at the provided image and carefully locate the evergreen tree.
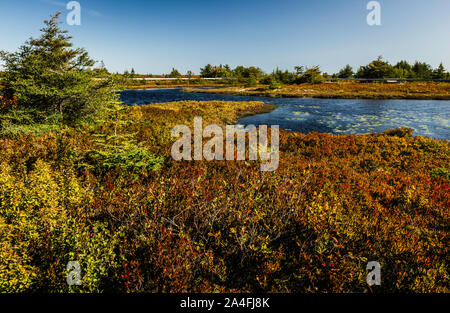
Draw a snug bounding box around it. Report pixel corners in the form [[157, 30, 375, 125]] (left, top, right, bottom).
[[0, 12, 116, 125], [393, 60, 413, 78], [200, 64, 213, 78], [355, 56, 395, 79], [168, 68, 181, 78], [338, 65, 354, 78], [433, 62, 447, 79], [245, 74, 258, 87], [270, 68, 295, 84], [296, 66, 325, 84], [411, 61, 433, 79], [85, 103, 164, 175], [394, 60, 412, 72]]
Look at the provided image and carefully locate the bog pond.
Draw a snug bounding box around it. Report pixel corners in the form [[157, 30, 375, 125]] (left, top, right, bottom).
[[120, 88, 450, 140]]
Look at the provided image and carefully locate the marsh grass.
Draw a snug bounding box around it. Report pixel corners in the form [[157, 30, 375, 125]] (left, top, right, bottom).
[[185, 82, 450, 100]]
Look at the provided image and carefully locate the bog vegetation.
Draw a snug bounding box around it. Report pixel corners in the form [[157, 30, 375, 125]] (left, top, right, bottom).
[[112, 57, 450, 96], [0, 14, 448, 293], [184, 81, 450, 100]]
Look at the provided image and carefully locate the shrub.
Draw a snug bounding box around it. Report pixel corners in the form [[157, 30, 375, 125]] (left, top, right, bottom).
[[431, 167, 450, 181], [245, 75, 258, 87], [355, 56, 395, 79], [269, 78, 282, 90], [0, 99, 448, 293], [384, 127, 413, 138], [338, 65, 354, 78], [296, 66, 325, 84], [82, 104, 164, 175]]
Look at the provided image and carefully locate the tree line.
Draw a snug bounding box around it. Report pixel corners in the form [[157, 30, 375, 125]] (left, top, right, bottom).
[[58, 58, 449, 87], [157, 57, 449, 87], [337, 56, 449, 80], [200, 58, 447, 82]]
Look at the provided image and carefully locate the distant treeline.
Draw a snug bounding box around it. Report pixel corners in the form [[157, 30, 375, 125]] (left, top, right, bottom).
[[196, 56, 449, 85], [108, 56, 449, 88]]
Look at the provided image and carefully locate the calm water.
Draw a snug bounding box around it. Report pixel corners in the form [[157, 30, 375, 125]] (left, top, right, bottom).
[[120, 88, 450, 140]]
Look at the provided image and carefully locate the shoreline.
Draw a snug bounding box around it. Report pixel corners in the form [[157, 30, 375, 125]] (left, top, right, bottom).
[[183, 82, 450, 100], [120, 85, 450, 101], [119, 83, 227, 90]]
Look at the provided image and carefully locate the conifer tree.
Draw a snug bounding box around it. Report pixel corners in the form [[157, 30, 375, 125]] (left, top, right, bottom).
[[0, 12, 116, 125]]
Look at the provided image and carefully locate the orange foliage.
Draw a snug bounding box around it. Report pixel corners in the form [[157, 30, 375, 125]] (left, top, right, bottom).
[[0, 102, 448, 293]]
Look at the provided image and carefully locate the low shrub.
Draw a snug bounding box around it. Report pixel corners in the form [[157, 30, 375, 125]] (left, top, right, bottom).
[[384, 127, 414, 138], [0, 101, 448, 293]]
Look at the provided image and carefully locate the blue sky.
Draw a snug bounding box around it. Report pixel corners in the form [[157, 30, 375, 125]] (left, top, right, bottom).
[[1, 0, 449, 74]]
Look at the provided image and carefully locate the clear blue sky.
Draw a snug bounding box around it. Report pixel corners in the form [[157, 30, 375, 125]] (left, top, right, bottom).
[[1, 0, 449, 74]]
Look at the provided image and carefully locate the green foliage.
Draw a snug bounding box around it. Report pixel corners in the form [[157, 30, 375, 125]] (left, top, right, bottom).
[[411, 62, 433, 79], [270, 68, 296, 84], [92, 61, 110, 77], [85, 138, 164, 174], [0, 13, 117, 126], [261, 66, 325, 85], [0, 97, 63, 136], [393, 60, 413, 78], [0, 159, 85, 292], [268, 77, 282, 90], [296, 66, 325, 84], [356, 56, 395, 79], [233, 66, 264, 80], [167, 68, 182, 78], [66, 223, 121, 293], [0, 157, 124, 292], [83, 104, 164, 175], [338, 65, 354, 78], [245, 75, 258, 87], [430, 167, 450, 181], [433, 63, 447, 80], [200, 64, 231, 78], [200, 64, 264, 81], [353, 58, 447, 80]]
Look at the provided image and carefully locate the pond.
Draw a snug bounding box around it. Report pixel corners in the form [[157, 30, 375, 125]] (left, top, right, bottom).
[[119, 88, 450, 140]]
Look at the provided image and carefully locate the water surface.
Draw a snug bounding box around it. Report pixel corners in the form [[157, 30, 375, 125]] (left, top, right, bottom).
[[120, 89, 450, 140]]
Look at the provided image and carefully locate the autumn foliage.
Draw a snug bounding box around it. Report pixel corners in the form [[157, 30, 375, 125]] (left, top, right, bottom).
[[0, 100, 448, 293], [185, 82, 450, 100], [0, 96, 17, 110]]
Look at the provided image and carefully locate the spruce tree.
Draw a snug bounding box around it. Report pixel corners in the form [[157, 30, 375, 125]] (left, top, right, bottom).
[[433, 62, 447, 79], [0, 12, 116, 125]]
